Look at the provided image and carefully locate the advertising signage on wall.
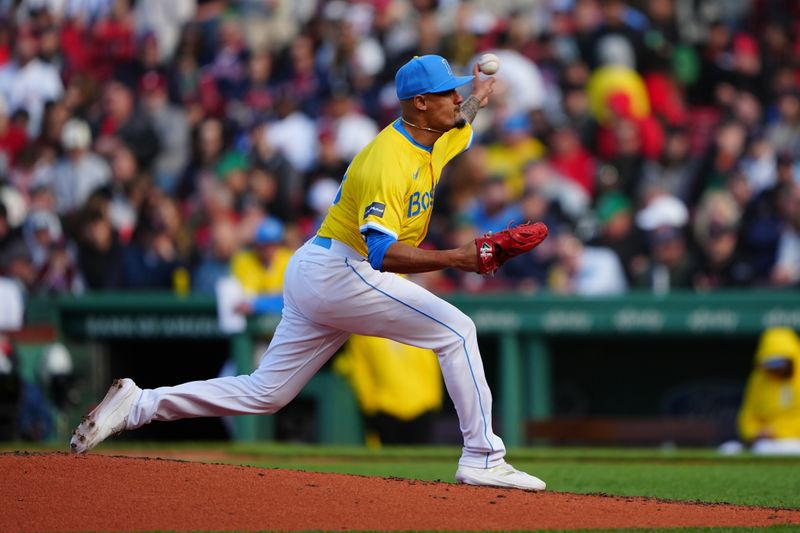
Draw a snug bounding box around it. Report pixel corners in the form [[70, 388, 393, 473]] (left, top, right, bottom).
[[453, 294, 800, 336], [84, 314, 222, 338], [55, 292, 800, 340]]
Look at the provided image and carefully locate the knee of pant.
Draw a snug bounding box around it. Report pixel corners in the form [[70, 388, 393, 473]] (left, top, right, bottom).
[[253, 392, 290, 415], [448, 312, 477, 344], [249, 377, 292, 414], [261, 397, 288, 415]]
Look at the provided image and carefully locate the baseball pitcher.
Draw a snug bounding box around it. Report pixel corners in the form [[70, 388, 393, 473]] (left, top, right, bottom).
[[71, 55, 548, 491]]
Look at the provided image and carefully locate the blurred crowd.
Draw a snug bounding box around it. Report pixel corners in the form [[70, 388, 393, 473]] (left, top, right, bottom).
[[0, 0, 799, 297]]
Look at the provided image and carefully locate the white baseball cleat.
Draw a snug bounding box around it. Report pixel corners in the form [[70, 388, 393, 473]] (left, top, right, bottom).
[[70, 378, 141, 453], [456, 462, 547, 491]]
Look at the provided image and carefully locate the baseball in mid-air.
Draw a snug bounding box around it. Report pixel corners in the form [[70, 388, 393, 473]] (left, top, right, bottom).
[[478, 53, 500, 75]]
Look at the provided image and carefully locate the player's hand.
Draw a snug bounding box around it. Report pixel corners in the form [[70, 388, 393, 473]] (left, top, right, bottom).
[[470, 63, 495, 108]]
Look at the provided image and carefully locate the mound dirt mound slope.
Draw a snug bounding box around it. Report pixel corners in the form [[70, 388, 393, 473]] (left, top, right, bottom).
[[3, 453, 800, 532]]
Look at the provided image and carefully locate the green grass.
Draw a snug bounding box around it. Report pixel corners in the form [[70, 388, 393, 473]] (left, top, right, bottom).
[[202, 443, 800, 508], [201, 457, 800, 507]]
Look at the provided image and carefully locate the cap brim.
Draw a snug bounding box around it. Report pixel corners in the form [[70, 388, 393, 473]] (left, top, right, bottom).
[[762, 357, 791, 369], [428, 75, 474, 94]]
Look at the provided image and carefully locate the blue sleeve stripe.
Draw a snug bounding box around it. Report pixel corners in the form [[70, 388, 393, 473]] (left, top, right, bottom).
[[363, 229, 397, 271]]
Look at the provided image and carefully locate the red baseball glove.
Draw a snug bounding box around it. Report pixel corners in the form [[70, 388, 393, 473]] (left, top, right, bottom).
[[474, 222, 549, 275]]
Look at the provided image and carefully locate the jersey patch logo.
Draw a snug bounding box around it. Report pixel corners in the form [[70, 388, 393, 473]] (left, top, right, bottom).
[[364, 202, 386, 219], [412, 167, 420, 180]]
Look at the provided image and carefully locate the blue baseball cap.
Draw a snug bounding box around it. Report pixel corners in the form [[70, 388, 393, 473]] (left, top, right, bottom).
[[395, 55, 474, 101], [254, 217, 284, 245]]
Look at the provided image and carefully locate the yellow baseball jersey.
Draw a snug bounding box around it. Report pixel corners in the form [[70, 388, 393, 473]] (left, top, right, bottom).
[[318, 119, 473, 255]]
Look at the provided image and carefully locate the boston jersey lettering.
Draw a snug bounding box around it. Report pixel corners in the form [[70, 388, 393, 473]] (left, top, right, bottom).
[[407, 188, 435, 218]]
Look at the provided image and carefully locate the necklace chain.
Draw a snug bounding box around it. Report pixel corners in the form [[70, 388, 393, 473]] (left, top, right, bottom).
[[401, 117, 445, 134]]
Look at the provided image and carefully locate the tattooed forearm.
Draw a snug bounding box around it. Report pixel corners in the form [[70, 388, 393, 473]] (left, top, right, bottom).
[[460, 95, 481, 124]]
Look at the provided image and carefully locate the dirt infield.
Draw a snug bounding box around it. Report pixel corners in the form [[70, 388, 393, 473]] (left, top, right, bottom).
[[3, 452, 800, 532]]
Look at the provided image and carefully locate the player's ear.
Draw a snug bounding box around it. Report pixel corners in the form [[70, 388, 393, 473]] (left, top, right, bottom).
[[413, 94, 427, 111]]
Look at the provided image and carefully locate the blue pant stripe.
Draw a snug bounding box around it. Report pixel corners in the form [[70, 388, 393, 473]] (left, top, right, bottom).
[[345, 258, 492, 467]]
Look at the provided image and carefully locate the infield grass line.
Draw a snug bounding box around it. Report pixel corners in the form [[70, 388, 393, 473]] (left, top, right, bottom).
[[8, 441, 800, 463], [5, 442, 800, 509]]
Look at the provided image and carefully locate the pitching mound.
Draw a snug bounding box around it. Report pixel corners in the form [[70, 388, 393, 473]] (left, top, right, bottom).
[[3, 452, 800, 532]]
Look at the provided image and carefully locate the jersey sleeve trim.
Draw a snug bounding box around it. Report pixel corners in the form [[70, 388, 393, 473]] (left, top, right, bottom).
[[359, 221, 398, 240], [462, 127, 474, 153]]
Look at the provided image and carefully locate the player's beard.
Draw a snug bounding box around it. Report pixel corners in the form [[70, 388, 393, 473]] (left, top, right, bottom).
[[454, 115, 467, 129]]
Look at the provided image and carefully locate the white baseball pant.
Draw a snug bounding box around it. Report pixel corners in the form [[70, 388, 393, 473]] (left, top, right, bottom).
[[127, 237, 507, 468]]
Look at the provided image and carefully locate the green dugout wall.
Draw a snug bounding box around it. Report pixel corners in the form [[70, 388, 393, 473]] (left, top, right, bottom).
[[46, 291, 800, 446]]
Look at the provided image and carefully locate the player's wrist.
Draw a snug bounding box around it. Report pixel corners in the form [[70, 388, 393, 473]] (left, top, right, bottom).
[[460, 95, 482, 123], [464, 94, 482, 106], [453, 242, 480, 272]]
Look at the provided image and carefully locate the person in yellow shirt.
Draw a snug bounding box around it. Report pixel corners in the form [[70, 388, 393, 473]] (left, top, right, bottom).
[[230, 217, 293, 314], [484, 113, 545, 199], [70, 55, 547, 492], [334, 335, 443, 446], [738, 327, 800, 454], [220, 216, 292, 436]]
